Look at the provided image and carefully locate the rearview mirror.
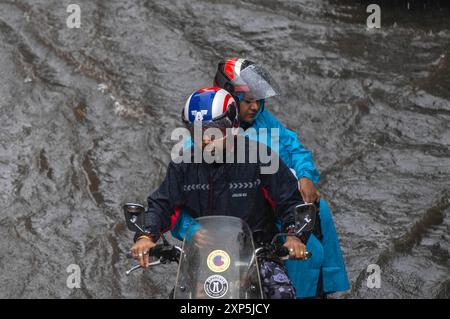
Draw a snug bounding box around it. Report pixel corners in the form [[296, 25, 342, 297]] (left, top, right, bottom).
[[123, 203, 145, 232], [294, 203, 316, 234]]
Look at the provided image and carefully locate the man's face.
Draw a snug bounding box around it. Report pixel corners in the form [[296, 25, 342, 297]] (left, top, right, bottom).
[[238, 99, 261, 123]]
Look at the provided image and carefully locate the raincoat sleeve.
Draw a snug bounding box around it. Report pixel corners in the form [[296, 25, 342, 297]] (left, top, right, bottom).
[[264, 110, 320, 184], [134, 161, 184, 241], [260, 151, 304, 231]]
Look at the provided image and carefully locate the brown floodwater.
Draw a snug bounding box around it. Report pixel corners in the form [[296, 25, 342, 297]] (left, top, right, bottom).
[[0, 0, 449, 298]]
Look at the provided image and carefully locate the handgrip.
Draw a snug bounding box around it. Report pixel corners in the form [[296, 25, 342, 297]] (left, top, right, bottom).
[[126, 244, 163, 259], [126, 244, 178, 260], [276, 246, 312, 259]]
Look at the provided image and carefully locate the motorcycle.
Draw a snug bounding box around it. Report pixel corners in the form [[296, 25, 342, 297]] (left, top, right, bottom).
[[122, 203, 316, 299]]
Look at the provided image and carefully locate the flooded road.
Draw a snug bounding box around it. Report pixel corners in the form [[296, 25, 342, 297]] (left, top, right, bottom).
[[0, 0, 449, 298]]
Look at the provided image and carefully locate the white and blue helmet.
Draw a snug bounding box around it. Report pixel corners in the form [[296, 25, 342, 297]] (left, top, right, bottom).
[[182, 87, 239, 129]]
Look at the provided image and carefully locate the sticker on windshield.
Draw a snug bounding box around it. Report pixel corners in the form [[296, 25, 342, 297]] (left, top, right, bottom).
[[204, 275, 229, 298], [207, 250, 231, 273]]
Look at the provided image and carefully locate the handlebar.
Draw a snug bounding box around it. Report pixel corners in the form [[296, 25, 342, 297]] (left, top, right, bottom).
[[126, 243, 311, 276], [127, 244, 311, 261], [125, 244, 182, 275], [275, 246, 312, 260], [127, 244, 181, 260]]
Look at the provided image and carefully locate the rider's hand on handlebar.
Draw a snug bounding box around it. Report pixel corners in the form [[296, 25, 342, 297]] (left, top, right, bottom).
[[283, 236, 307, 259], [299, 178, 320, 203], [131, 237, 156, 268]]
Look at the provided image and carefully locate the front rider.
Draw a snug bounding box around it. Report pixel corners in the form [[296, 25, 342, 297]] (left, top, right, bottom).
[[131, 87, 308, 299], [171, 58, 350, 298]]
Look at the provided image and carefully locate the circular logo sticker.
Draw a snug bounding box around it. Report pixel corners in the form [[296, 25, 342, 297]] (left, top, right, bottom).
[[207, 250, 231, 273], [204, 275, 228, 299]]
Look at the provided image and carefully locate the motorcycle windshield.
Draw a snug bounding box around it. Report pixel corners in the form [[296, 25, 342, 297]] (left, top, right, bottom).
[[173, 216, 263, 299], [237, 64, 281, 100]]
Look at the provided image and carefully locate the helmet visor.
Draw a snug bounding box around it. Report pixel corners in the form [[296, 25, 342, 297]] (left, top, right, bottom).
[[183, 102, 238, 131], [237, 64, 281, 100], [185, 115, 235, 132]]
